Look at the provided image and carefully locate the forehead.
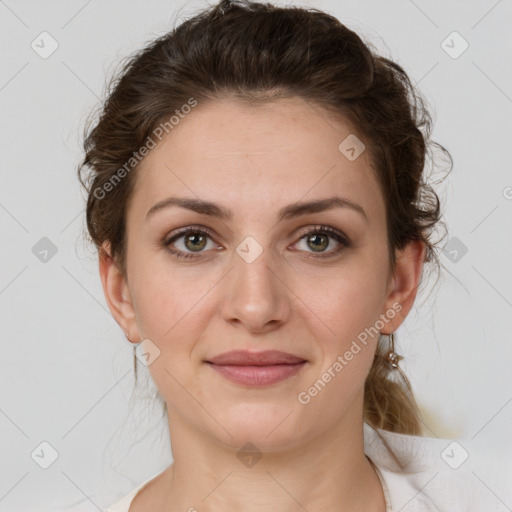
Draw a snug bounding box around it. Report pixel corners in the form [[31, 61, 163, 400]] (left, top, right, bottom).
[[130, 97, 384, 224]]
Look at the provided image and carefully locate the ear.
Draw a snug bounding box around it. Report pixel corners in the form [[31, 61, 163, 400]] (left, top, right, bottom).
[[98, 242, 141, 344], [380, 239, 426, 334]]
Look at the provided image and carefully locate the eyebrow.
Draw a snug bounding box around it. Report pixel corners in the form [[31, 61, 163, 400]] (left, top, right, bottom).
[[145, 195, 368, 223]]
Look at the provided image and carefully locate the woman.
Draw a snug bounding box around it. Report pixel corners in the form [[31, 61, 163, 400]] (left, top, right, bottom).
[[77, 0, 511, 510]]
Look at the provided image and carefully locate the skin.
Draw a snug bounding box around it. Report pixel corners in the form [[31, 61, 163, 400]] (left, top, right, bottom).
[[100, 96, 425, 512]]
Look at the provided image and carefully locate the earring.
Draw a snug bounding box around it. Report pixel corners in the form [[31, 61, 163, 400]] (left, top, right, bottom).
[[386, 332, 401, 370]]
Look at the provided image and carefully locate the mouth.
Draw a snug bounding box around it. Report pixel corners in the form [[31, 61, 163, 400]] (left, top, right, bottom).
[[205, 350, 307, 387], [205, 361, 307, 386]]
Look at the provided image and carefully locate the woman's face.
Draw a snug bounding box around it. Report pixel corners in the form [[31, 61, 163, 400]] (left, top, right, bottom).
[[103, 96, 419, 451]]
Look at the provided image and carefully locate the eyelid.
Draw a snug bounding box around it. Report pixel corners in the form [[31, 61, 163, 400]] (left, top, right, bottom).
[[294, 224, 350, 244], [164, 224, 217, 244]]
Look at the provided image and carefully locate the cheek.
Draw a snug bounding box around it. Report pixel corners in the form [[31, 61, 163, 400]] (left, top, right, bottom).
[[295, 263, 387, 400], [296, 276, 384, 413], [130, 247, 216, 338], [129, 259, 215, 401], [315, 291, 381, 388], [302, 265, 386, 340]]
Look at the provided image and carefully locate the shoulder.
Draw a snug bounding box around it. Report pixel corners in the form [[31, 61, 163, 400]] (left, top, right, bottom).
[[364, 423, 512, 511], [104, 470, 163, 512], [104, 487, 140, 512]]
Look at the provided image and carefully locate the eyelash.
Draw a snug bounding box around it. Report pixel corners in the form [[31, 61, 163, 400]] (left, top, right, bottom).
[[163, 224, 351, 260]]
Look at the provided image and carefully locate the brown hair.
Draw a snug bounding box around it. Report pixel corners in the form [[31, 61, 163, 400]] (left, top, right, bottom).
[[78, 0, 452, 436]]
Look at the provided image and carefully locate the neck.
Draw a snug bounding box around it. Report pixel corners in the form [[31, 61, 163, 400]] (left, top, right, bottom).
[[158, 405, 386, 512]]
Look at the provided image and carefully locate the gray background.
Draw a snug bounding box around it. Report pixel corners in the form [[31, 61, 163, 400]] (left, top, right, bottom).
[[1, 0, 511, 510]]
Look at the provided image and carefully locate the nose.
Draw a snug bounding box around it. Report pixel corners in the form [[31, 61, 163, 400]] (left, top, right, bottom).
[[220, 244, 290, 334]]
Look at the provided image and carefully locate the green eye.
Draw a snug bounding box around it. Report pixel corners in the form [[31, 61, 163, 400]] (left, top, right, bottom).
[[164, 224, 351, 260]]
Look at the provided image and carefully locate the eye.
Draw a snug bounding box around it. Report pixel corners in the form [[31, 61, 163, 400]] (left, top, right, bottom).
[[293, 225, 351, 258], [163, 224, 351, 260], [163, 226, 219, 260]]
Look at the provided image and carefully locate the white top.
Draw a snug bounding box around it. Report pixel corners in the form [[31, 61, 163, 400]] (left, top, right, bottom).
[[104, 423, 512, 511]]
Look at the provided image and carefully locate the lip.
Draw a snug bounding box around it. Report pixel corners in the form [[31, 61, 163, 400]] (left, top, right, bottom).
[[205, 350, 307, 387], [206, 350, 306, 366]]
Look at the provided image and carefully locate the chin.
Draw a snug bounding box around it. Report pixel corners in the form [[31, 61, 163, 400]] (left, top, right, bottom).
[[212, 405, 308, 452]]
